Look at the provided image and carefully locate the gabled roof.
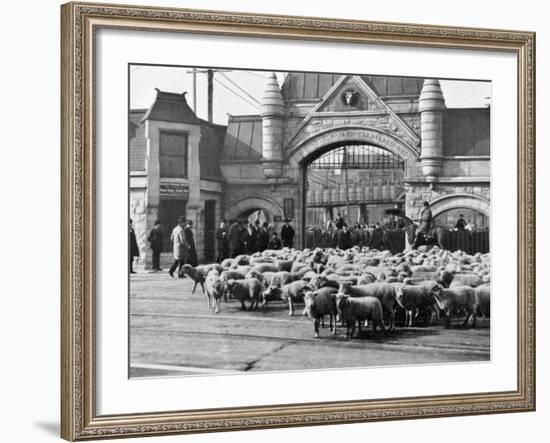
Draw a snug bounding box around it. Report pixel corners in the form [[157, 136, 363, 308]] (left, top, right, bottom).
[[281, 73, 424, 101], [141, 89, 203, 125]]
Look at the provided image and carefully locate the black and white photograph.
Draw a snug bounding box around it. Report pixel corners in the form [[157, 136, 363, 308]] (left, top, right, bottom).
[[128, 65, 491, 378]]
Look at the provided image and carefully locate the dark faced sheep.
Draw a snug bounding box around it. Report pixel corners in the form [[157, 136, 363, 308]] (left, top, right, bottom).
[[180, 264, 206, 295]]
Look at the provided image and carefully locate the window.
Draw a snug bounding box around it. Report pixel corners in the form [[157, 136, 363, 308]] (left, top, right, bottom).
[[159, 131, 187, 178]]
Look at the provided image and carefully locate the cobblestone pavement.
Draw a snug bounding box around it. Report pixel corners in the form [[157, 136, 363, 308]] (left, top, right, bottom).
[[129, 272, 490, 378]]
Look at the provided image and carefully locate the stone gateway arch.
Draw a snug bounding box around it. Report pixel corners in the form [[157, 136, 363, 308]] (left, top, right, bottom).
[[129, 71, 490, 264]]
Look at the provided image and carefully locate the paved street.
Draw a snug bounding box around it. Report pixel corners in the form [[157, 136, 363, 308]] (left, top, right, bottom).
[[130, 272, 490, 378]]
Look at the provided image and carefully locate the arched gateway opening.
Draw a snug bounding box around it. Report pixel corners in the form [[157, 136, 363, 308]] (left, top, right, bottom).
[[288, 126, 419, 248], [304, 142, 406, 229]]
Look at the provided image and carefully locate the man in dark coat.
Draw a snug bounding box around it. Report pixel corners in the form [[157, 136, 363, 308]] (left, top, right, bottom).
[[256, 222, 269, 252], [247, 222, 258, 254], [147, 220, 163, 272], [129, 219, 140, 274], [280, 218, 295, 248], [215, 220, 228, 263], [455, 214, 466, 230], [227, 219, 242, 258], [334, 212, 345, 230], [268, 232, 282, 250], [337, 224, 352, 250], [183, 220, 198, 268], [414, 201, 433, 249]]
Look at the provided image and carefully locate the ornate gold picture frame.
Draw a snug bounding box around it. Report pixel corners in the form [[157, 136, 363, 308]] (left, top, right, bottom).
[[61, 1, 535, 440]]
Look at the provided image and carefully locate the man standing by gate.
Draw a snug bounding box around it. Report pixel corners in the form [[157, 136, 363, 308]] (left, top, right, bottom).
[[414, 201, 433, 249], [281, 218, 295, 248]]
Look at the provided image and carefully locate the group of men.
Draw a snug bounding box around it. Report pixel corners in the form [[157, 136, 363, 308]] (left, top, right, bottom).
[[215, 218, 295, 262], [128, 216, 198, 277], [129, 216, 295, 273], [129, 200, 475, 273]]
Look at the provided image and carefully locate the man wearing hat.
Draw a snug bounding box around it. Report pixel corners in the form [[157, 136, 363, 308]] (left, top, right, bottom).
[[169, 216, 189, 278], [183, 219, 198, 267], [129, 218, 140, 274], [280, 218, 295, 249], [147, 219, 164, 272]]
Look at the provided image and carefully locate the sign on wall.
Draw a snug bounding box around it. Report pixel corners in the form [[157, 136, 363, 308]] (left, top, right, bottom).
[[160, 182, 189, 200]]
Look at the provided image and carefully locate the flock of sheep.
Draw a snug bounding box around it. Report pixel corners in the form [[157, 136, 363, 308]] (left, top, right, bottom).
[[179, 244, 490, 339]]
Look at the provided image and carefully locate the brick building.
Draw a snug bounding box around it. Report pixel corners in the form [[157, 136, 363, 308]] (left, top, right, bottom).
[[130, 74, 490, 267]]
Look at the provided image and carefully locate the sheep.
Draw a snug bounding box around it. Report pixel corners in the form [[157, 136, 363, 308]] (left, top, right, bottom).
[[225, 278, 262, 311], [303, 287, 338, 338], [337, 282, 397, 331], [262, 280, 313, 315], [475, 284, 490, 318], [449, 273, 483, 288], [395, 284, 440, 326], [205, 270, 224, 313], [220, 270, 246, 302], [432, 285, 478, 328], [251, 263, 279, 273], [335, 294, 386, 339], [180, 264, 206, 295], [277, 259, 294, 272]]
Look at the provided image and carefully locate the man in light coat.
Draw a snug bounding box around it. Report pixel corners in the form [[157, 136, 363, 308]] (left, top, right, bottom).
[[169, 216, 189, 278]]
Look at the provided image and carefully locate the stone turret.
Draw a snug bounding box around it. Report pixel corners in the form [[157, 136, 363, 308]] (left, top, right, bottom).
[[261, 73, 284, 178], [419, 79, 445, 182]]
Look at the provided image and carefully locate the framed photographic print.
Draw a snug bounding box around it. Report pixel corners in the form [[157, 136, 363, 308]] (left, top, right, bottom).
[[61, 1, 536, 440]]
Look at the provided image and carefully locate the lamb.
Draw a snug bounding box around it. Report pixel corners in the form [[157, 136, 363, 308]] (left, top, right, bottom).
[[205, 270, 224, 313], [180, 264, 206, 294], [225, 278, 262, 311], [303, 287, 338, 338], [335, 294, 386, 339]]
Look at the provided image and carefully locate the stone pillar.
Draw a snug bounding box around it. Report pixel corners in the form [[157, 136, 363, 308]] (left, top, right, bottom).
[[143, 121, 160, 269], [261, 73, 284, 178], [186, 130, 203, 262], [419, 79, 445, 182]]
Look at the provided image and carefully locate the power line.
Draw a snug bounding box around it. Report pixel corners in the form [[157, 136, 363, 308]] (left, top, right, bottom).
[[243, 71, 270, 80], [219, 72, 260, 106], [213, 77, 260, 110]]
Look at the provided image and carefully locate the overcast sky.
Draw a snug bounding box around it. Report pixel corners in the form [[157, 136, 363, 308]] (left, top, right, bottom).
[[130, 65, 491, 125]]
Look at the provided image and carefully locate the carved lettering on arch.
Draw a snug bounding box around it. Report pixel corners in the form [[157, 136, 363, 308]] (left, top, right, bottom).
[[288, 126, 420, 165]]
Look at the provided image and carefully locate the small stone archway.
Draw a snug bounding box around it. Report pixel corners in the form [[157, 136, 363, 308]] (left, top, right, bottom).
[[227, 196, 284, 222], [429, 193, 490, 218]]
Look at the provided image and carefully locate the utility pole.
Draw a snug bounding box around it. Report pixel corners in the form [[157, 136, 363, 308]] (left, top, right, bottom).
[[207, 69, 213, 123], [192, 68, 197, 112], [185, 68, 231, 123]]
